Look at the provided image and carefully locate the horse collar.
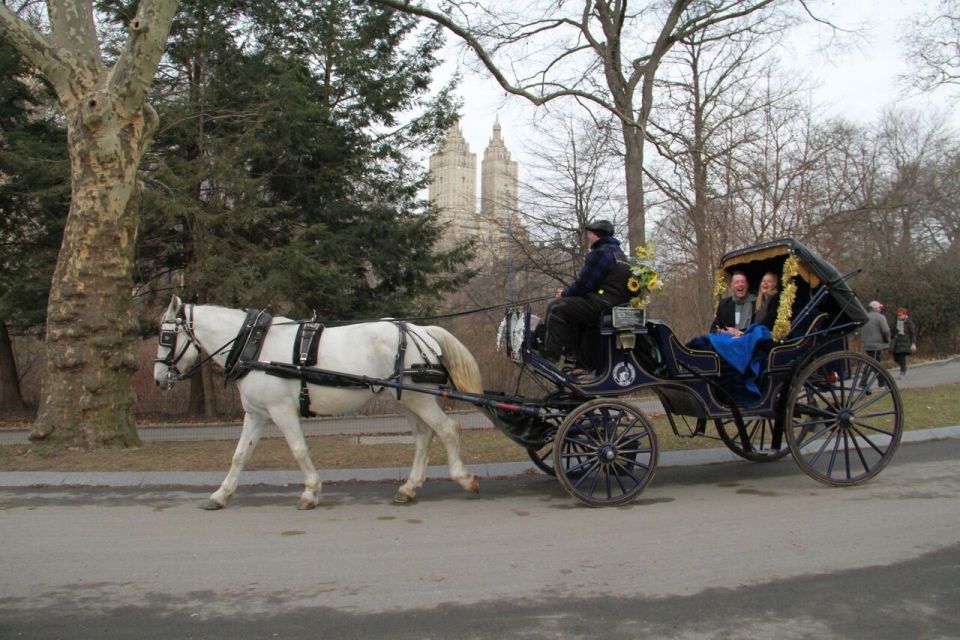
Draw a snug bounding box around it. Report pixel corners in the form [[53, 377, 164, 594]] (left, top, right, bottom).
[[223, 309, 274, 382]]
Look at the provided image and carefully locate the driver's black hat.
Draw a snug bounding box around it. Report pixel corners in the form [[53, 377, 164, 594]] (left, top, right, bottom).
[[583, 219, 614, 237]]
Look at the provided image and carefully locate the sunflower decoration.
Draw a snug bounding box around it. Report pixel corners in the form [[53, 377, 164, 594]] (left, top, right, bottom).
[[628, 243, 665, 309]]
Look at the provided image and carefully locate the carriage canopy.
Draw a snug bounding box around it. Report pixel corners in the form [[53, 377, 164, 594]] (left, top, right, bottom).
[[718, 238, 869, 329]]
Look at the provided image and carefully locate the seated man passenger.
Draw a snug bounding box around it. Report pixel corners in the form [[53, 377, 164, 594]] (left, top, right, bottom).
[[710, 271, 755, 337], [537, 219, 631, 370]]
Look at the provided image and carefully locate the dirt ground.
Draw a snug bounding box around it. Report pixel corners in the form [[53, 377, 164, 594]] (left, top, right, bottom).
[[2, 384, 957, 472]]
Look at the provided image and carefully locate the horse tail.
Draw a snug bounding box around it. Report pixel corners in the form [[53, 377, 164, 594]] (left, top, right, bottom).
[[424, 326, 483, 394]]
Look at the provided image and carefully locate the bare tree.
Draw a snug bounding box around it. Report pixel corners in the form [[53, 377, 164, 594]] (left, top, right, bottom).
[[0, 1, 179, 447], [901, 0, 960, 92], [644, 19, 804, 326], [511, 110, 625, 288], [371, 0, 806, 250]]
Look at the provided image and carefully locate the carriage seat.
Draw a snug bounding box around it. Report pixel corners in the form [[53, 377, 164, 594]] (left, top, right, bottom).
[[766, 312, 829, 373], [647, 322, 721, 378]]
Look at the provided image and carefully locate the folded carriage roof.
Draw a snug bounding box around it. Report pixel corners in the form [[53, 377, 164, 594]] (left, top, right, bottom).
[[719, 238, 869, 326]]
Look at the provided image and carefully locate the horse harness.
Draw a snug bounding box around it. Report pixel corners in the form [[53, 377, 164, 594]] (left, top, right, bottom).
[[223, 309, 275, 381], [164, 307, 450, 417]]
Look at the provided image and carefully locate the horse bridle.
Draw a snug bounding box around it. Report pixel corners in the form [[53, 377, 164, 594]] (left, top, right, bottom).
[[155, 304, 202, 381]]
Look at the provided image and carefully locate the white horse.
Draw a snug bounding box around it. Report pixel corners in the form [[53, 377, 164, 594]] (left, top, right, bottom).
[[153, 295, 483, 509]]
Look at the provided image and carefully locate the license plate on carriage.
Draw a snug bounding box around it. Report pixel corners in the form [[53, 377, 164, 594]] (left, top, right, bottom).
[[612, 306, 645, 328]]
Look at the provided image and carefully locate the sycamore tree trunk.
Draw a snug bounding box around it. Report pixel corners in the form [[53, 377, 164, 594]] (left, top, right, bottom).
[[33, 110, 151, 446], [0, 0, 179, 448]]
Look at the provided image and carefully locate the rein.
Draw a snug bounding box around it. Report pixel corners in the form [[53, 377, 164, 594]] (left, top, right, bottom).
[[308, 295, 552, 327]]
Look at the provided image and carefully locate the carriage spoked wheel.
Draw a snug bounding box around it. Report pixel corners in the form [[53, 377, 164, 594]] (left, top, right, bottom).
[[715, 416, 790, 463], [553, 399, 658, 507], [784, 351, 903, 486]]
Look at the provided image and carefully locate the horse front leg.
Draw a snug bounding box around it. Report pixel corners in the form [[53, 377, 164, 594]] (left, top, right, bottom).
[[270, 407, 322, 510], [204, 412, 265, 510]]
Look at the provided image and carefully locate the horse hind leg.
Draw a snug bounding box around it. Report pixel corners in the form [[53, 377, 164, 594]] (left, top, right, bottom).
[[394, 412, 435, 504], [401, 397, 479, 499], [269, 407, 322, 510], [205, 412, 265, 510]]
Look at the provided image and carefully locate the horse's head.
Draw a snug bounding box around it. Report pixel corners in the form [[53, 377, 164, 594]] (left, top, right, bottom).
[[153, 295, 201, 390]]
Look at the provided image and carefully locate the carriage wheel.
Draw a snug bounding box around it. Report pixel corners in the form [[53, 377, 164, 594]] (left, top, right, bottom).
[[715, 417, 790, 463], [553, 399, 658, 507], [784, 351, 903, 486]]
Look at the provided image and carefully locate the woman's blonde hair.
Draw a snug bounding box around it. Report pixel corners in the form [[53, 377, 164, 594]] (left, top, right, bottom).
[[758, 271, 779, 308]]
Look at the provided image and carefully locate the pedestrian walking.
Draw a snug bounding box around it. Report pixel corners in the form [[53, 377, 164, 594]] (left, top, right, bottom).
[[890, 307, 918, 379], [861, 301, 891, 362]]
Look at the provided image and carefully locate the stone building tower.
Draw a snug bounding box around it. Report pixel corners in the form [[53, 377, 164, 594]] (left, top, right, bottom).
[[428, 119, 519, 258], [479, 119, 519, 250], [428, 121, 477, 249]]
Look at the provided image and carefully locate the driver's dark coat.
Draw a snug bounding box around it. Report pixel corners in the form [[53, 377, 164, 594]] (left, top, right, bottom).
[[561, 236, 631, 305]]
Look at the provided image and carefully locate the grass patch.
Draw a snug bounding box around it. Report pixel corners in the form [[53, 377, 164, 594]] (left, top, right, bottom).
[[1, 384, 957, 473]]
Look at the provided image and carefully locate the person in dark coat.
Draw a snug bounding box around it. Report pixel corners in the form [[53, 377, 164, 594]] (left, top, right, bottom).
[[710, 271, 756, 337], [890, 307, 917, 379], [538, 219, 631, 370]]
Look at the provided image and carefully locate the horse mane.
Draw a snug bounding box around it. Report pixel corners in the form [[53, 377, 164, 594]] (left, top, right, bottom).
[[423, 326, 483, 394]]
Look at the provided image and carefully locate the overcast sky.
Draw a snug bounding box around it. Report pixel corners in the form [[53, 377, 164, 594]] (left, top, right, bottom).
[[444, 0, 957, 167]]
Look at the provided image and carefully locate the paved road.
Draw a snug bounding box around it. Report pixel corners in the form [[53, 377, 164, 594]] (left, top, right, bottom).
[[2, 438, 958, 639]]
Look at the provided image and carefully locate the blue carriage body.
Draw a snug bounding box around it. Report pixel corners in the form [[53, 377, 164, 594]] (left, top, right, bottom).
[[487, 239, 902, 506]]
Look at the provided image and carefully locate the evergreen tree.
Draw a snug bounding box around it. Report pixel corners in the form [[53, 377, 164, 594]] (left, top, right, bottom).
[[137, 0, 473, 320], [0, 39, 70, 410]]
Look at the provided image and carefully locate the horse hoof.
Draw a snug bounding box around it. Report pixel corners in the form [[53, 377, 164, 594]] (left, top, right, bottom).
[[468, 475, 480, 494], [297, 499, 318, 510], [393, 491, 414, 504], [200, 500, 224, 511]]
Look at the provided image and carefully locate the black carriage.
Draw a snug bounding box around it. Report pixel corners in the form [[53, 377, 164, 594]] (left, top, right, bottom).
[[486, 238, 904, 506]]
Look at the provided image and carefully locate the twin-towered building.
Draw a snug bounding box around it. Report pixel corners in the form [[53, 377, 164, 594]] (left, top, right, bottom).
[[428, 120, 520, 259]]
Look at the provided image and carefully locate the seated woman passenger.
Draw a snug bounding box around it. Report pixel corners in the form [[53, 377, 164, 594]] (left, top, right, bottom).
[[754, 271, 781, 330]]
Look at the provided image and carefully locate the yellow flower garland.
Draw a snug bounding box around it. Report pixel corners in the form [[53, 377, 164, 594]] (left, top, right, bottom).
[[772, 255, 799, 341], [628, 243, 665, 309], [713, 269, 729, 310]]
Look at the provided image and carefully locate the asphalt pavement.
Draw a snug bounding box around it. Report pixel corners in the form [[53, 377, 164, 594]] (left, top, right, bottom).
[[2, 356, 958, 489]]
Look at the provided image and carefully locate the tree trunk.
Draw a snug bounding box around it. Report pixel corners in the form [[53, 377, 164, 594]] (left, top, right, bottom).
[[188, 368, 205, 416], [187, 360, 219, 419], [622, 125, 646, 250], [2, 0, 179, 448], [30, 94, 156, 448], [0, 321, 26, 412], [202, 360, 218, 418]]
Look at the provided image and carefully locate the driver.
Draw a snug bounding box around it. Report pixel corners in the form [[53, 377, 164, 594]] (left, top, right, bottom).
[[537, 220, 631, 370]]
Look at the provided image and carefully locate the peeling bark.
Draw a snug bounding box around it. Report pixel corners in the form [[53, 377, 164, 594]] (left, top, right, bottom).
[[1, 0, 179, 448]]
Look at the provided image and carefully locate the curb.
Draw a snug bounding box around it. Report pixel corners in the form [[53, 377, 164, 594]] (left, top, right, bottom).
[[2, 425, 958, 489]]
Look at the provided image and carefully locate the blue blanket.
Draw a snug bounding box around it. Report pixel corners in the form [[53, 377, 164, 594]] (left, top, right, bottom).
[[687, 324, 773, 403]]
